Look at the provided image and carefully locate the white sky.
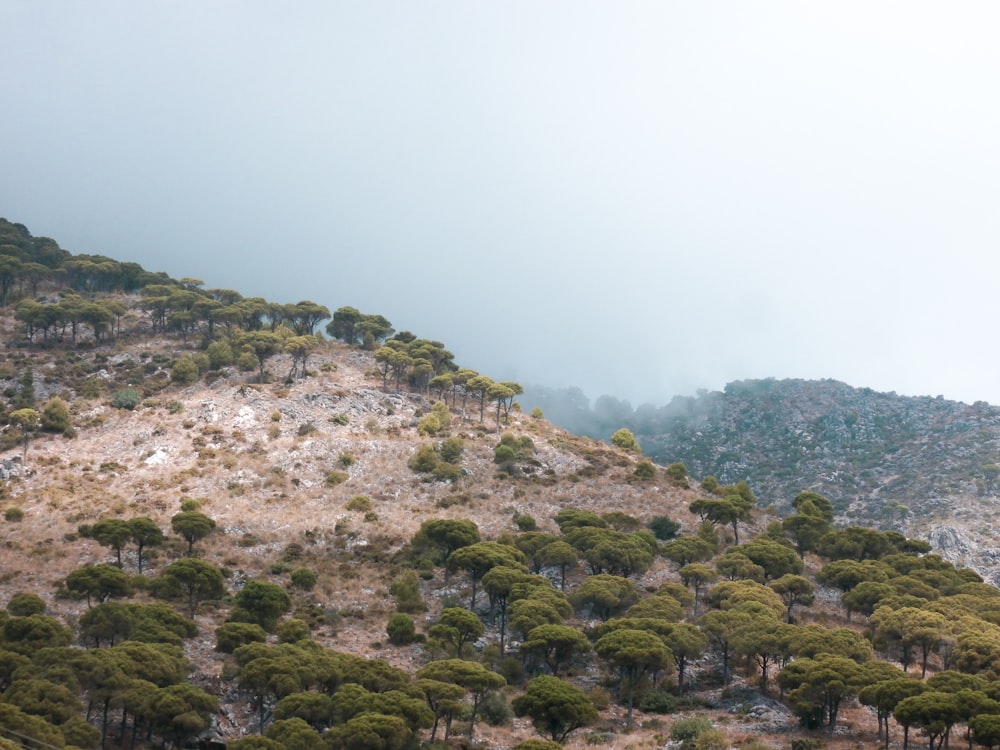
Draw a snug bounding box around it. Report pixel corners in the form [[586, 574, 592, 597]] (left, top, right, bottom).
[[3, 2, 1000, 406]]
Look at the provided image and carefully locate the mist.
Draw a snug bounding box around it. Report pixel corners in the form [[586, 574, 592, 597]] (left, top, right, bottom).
[[4, 3, 1000, 407]]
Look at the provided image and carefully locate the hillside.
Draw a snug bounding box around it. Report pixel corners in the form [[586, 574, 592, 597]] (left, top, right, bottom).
[[4, 219, 1000, 750], [526, 379, 1000, 584]]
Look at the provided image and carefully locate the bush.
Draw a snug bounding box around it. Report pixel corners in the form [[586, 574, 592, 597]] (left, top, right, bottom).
[[669, 716, 714, 749], [638, 689, 678, 714], [339, 453, 355, 467], [325, 471, 348, 487], [633, 460, 656, 480], [514, 514, 537, 531], [290, 568, 317, 590], [386, 613, 416, 645], [610, 427, 640, 453], [206, 339, 234, 368], [530, 407, 544, 419], [345, 495, 372, 512], [4, 508, 23, 522], [439, 437, 464, 463], [40, 397, 73, 435], [111, 388, 141, 410], [389, 571, 427, 613], [478, 690, 512, 727], [7, 592, 46, 616], [297, 422, 317, 436], [277, 618, 311, 643], [171, 356, 200, 385], [648, 516, 681, 541], [666, 462, 689, 481], [694, 729, 727, 750]]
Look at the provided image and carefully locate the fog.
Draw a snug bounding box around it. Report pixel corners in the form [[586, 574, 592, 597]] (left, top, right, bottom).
[[3, 3, 1000, 407]]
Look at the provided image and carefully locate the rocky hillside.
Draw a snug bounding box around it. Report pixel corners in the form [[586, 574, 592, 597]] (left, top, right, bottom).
[[528, 378, 1000, 584]]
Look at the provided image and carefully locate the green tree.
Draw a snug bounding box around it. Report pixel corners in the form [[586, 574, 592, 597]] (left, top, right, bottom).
[[64, 564, 132, 607], [145, 683, 218, 748], [571, 574, 638, 621], [170, 510, 216, 556], [8, 407, 39, 461], [231, 580, 292, 632], [153, 558, 226, 617], [127, 516, 164, 574], [81, 518, 132, 568], [595, 628, 673, 727], [446, 541, 526, 610], [237, 330, 283, 382], [512, 675, 598, 743], [416, 659, 506, 739], [428, 607, 484, 657], [769, 574, 816, 623], [265, 717, 324, 750], [777, 653, 868, 734], [680, 563, 717, 616], [520, 624, 592, 676]]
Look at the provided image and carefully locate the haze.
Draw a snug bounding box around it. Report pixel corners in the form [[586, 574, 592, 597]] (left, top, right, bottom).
[[3, 2, 1000, 408]]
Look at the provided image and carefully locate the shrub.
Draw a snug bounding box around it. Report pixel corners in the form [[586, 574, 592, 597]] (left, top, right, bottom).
[[633, 460, 656, 480], [386, 613, 416, 645], [610, 428, 640, 453], [694, 730, 727, 750], [669, 716, 714, 749], [40, 397, 73, 436], [297, 422, 317, 436], [390, 571, 427, 613], [439, 437, 464, 464], [339, 453, 355, 468], [666, 462, 689, 481], [408, 445, 439, 473], [325, 471, 348, 487], [345, 495, 372, 512], [7, 592, 46, 616], [530, 407, 543, 419], [514, 514, 537, 531], [648, 516, 681, 541], [290, 568, 317, 591], [478, 690, 512, 727], [111, 388, 141, 410], [4, 508, 23, 522], [206, 339, 234, 368], [638, 689, 678, 714], [277, 618, 311, 643], [170, 356, 199, 385]]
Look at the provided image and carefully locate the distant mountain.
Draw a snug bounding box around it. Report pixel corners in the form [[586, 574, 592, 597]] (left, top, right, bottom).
[[525, 378, 1000, 524]]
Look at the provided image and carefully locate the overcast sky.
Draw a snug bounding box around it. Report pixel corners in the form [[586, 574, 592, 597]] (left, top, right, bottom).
[[3, 2, 1000, 407]]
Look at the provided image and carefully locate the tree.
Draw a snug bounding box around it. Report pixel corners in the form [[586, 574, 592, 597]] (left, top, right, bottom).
[[145, 683, 218, 748], [512, 675, 598, 743], [893, 691, 962, 750], [664, 623, 708, 694], [418, 678, 465, 742], [153, 558, 226, 617], [595, 628, 673, 727], [127, 516, 164, 574], [411, 519, 480, 565], [237, 330, 283, 382], [64, 564, 132, 607], [859, 674, 925, 750], [680, 563, 717, 616], [231, 580, 292, 632], [170, 510, 216, 556], [428, 607, 484, 657], [769, 574, 815, 623], [326, 711, 412, 750], [8, 408, 39, 461], [520, 624, 592, 675], [81, 518, 132, 568], [571, 574, 638, 621], [265, 717, 325, 750], [446, 541, 526, 610], [416, 659, 506, 739], [326, 306, 363, 344], [776, 653, 868, 734]]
